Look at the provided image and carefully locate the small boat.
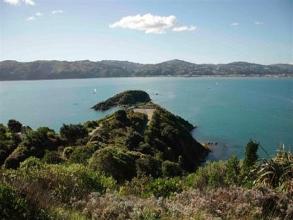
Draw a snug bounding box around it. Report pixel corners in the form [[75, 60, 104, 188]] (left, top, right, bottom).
[[93, 89, 97, 94]]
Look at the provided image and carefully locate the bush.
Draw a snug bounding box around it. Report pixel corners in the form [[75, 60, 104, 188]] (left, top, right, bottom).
[[146, 177, 183, 198], [20, 157, 44, 170], [60, 124, 88, 145], [254, 149, 293, 190], [162, 160, 182, 177], [89, 147, 137, 182], [7, 119, 22, 133], [42, 150, 63, 164], [0, 184, 47, 219], [125, 131, 144, 150], [186, 161, 226, 189], [225, 155, 240, 185], [48, 164, 115, 202], [4, 146, 31, 169], [118, 176, 152, 197], [2, 163, 115, 204], [135, 155, 161, 177], [68, 146, 95, 164], [63, 146, 74, 159], [21, 127, 60, 155]]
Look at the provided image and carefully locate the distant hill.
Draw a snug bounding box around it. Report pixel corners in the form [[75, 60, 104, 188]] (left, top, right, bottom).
[[0, 59, 292, 80]]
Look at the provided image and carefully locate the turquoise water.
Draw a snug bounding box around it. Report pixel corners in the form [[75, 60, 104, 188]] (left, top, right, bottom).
[[0, 77, 292, 159]]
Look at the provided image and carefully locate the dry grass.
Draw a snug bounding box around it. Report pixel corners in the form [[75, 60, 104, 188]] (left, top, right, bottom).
[[74, 187, 292, 220]]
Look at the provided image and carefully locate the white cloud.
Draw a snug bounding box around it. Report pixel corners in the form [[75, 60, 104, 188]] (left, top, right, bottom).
[[172, 25, 196, 32], [26, 16, 35, 21], [24, 0, 34, 5], [110, 13, 178, 34], [3, 0, 35, 6], [254, 21, 264, 25], [35, 12, 42, 16], [51, 10, 64, 15], [3, 0, 18, 5], [230, 22, 239, 26]]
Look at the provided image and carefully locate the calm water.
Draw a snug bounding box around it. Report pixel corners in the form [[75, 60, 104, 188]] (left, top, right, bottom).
[[0, 77, 292, 160]]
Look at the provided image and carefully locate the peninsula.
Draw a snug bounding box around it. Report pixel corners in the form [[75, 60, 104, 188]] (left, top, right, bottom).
[[0, 91, 292, 219]]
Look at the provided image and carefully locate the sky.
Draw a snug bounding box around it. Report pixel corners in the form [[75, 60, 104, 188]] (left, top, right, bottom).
[[0, 0, 292, 64]]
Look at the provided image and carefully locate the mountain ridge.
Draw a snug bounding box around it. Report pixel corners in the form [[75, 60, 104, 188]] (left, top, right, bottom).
[[0, 59, 292, 80]]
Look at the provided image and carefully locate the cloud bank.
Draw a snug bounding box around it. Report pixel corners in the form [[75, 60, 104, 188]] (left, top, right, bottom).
[[110, 13, 196, 34], [4, 0, 35, 6]]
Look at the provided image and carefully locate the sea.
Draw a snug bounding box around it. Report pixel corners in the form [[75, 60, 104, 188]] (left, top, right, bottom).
[[1, 77, 292, 160]]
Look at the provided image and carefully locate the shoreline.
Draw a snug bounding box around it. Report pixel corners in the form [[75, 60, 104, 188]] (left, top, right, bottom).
[[1, 75, 293, 82]]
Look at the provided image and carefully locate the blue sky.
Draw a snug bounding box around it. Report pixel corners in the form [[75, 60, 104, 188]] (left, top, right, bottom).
[[0, 0, 292, 64]]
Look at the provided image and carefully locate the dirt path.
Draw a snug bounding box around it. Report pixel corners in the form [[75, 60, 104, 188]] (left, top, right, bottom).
[[133, 108, 155, 124]]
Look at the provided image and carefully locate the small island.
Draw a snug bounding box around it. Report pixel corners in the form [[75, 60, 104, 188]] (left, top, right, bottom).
[[92, 90, 151, 111]]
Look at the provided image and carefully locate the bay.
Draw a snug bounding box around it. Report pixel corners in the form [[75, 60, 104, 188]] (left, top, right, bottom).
[[1, 77, 292, 160]]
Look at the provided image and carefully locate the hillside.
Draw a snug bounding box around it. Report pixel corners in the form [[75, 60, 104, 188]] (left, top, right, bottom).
[[0, 59, 292, 80], [0, 91, 292, 219]]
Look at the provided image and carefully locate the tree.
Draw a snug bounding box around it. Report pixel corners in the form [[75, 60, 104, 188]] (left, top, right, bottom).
[[60, 124, 88, 144], [243, 140, 259, 171], [7, 119, 22, 133]]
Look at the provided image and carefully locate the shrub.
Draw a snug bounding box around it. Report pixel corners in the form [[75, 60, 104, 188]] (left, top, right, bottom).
[[42, 150, 63, 164], [225, 155, 240, 185], [68, 146, 95, 164], [162, 160, 183, 177], [20, 156, 44, 170], [47, 164, 115, 202], [89, 147, 137, 182], [0, 184, 48, 219], [60, 124, 88, 145], [135, 155, 161, 177], [185, 161, 227, 189], [125, 131, 144, 150], [22, 127, 60, 154], [3, 163, 115, 204], [146, 177, 183, 198], [118, 176, 153, 197], [4, 146, 31, 169], [63, 146, 73, 159], [254, 149, 293, 191], [7, 119, 22, 133]]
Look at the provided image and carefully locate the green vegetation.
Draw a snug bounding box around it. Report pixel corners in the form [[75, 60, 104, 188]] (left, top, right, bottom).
[[92, 90, 151, 111], [0, 91, 292, 219], [60, 124, 88, 145]]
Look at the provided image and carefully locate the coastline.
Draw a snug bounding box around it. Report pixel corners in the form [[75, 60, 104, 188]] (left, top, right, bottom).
[[0, 75, 292, 82]]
